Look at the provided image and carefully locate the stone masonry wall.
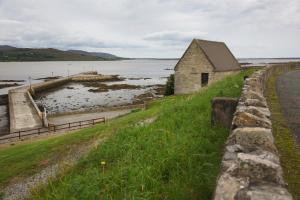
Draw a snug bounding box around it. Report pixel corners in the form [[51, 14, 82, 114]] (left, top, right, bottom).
[[175, 40, 214, 94], [213, 63, 300, 200], [175, 40, 238, 94]]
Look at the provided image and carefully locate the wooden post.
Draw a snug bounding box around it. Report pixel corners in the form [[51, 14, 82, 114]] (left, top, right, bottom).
[[69, 123, 71, 129], [92, 119, 95, 125], [19, 131, 21, 139], [54, 125, 56, 132], [38, 128, 40, 135], [79, 121, 81, 127]]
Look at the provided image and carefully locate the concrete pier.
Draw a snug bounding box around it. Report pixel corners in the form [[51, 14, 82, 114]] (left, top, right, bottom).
[[8, 72, 117, 133], [9, 87, 43, 133]]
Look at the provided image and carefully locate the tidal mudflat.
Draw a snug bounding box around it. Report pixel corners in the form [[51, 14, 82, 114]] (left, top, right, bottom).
[[0, 59, 176, 115], [34, 82, 164, 114]]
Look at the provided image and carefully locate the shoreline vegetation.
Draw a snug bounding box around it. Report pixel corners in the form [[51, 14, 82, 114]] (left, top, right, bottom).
[[0, 69, 253, 199]]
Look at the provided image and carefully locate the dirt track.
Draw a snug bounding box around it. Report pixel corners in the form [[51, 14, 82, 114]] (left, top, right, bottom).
[[276, 70, 300, 145]]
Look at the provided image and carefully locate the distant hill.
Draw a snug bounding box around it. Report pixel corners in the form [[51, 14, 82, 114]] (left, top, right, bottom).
[[0, 45, 122, 61], [67, 50, 118, 60]]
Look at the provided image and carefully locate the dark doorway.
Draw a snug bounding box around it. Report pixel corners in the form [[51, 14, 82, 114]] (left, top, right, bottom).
[[201, 73, 209, 86]]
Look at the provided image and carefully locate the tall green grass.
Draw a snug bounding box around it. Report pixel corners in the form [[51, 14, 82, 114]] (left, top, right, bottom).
[[0, 97, 165, 188], [31, 70, 253, 200]]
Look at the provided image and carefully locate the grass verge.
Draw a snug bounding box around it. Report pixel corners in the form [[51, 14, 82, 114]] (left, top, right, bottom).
[[29, 69, 253, 200], [265, 71, 300, 200], [0, 99, 166, 188]]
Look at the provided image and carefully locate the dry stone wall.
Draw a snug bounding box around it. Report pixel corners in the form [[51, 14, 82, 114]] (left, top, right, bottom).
[[213, 63, 300, 200]]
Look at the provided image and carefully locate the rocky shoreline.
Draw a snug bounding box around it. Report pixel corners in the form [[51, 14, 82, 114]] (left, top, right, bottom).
[[0, 83, 23, 89], [33, 73, 166, 115]]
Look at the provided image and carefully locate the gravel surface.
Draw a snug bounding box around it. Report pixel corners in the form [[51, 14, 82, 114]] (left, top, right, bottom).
[[276, 70, 300, 145], [48, 109, 131, 124]]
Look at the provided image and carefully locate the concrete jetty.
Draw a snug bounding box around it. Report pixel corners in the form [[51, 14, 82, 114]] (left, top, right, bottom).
[[8, 72, 117, 133], [9, 87, 43, 133]]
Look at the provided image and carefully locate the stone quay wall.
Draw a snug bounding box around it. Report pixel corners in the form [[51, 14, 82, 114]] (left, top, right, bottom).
[[213, 62, 300, 200]]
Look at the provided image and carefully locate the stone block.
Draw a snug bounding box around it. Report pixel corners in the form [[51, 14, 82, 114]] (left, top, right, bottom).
[[230, 127, 276, 153], [214, 173, 249, 200], [235, 184, 293, 200], [243, 99, 268, 108], [236, 106, 270, 119], [232, 111, 271, 129], [211, 97, 238, 128], [231, 153, 284, 184], [240, 90, 266, 102]]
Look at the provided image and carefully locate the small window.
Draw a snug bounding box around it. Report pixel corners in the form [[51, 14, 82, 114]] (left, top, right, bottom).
[[201, 73, 209, 86]]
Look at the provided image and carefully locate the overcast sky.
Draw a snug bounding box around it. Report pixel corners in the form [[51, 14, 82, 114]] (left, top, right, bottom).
[[0, 0, 300, 58]]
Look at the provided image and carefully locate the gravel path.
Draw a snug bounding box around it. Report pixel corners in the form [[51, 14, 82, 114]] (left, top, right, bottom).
[[0, 137, 105, 200], [276, 70, 300, 145], [48, 109, 131, 124]]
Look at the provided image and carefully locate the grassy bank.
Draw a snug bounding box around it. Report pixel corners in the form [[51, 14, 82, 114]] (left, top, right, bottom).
[[265, 71, 300, 200], [0, 100, 164, 188], [28, 69, 253, 200]]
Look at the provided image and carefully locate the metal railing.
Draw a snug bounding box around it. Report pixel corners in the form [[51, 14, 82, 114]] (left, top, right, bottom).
[[0, 117, 105, 142]]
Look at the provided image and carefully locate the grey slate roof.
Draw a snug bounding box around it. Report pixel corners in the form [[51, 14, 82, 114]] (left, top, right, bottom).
[[175, 39, 240, 72]]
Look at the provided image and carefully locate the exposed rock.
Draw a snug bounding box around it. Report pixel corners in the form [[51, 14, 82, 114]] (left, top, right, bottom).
[[0, 83, 23, 89], [0, 94, 8, 105], [0, 80, 25, 82], [85, 83, 141, 93]]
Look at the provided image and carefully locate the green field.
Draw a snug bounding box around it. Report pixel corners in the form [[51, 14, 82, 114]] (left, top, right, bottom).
[[0, 69, 253, 199]]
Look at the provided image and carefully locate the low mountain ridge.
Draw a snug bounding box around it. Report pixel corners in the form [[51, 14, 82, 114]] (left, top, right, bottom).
[[0, 45, 121, 61]]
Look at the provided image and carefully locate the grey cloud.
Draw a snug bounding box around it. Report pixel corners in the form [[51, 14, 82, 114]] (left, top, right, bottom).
[[143, 31, 207, 43], [0, 0, 300, 58]]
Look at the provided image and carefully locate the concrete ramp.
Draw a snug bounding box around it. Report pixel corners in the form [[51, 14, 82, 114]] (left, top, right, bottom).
[[9, 88, 43, 133]]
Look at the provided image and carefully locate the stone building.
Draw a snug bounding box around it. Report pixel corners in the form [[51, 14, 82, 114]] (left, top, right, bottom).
[[174, 39, 241, 94]]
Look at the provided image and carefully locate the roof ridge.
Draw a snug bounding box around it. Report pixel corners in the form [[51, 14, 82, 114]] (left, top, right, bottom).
[[194, 39, 217, 71], [195, 38, 224, 44]]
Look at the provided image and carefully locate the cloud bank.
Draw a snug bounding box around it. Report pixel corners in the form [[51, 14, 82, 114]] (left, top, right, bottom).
[[0, 0, 299, 58]]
